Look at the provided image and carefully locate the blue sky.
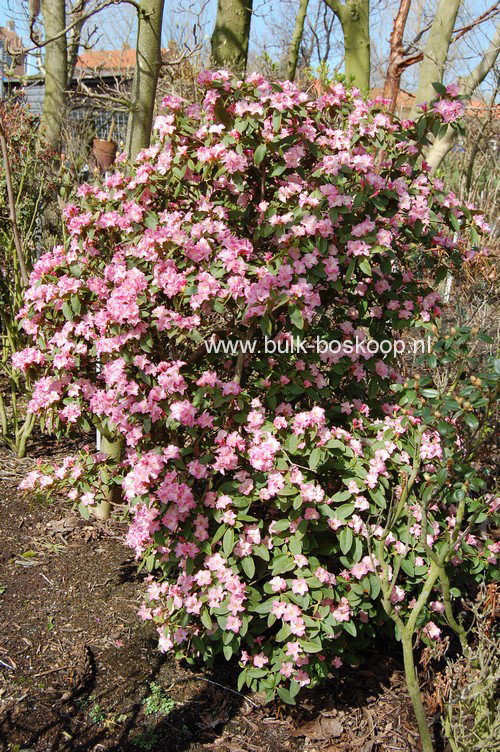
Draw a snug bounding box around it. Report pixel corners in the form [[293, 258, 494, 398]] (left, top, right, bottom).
[[0, 0, 497, 94]]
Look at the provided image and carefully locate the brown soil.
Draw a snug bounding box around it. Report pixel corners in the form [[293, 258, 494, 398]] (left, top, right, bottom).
[[0, 437, 431, 752]]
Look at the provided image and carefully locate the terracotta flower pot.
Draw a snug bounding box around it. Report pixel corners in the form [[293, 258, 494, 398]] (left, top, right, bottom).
[[93, 138, 118, 170]]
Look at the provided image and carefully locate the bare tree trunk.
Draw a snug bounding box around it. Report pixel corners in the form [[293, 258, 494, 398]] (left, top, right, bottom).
[[323, 0, 370, 90], [287, 0, 309, 81], [40, 0, 68, 151], [211, 0, 254, 75], [426, 21, 500, 174], [67, 1, 87, 83], [465, 75, 499, 193], [410, 0, 461, 117], [126, 0, 165, 160], [383, 0, 423, 114]]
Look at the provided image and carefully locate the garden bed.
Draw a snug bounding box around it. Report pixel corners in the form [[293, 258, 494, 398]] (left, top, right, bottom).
[[0, 441, 429, 752]]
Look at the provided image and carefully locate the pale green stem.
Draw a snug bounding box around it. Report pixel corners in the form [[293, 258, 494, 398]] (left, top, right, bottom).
[[93, 433, 124, 520], [439, 565, 468, 653], [16, 412, 35, 459], [401, 632, 435, 752]]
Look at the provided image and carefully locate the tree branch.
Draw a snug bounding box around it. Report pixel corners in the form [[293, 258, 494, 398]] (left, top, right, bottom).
[[426, 21, 500, 174], [453, 2, 500, 42], [25, 0, 141, 54], [322, 0, 344, 23]]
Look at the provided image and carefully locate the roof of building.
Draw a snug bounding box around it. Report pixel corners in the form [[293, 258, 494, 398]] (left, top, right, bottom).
[[75, 48, 137, 76]]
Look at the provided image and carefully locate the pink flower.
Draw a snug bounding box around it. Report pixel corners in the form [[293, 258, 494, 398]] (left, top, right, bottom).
[[280, 661, 294, 678], [170, 400, 197, 426], [270, 576, 287, 592], [446, 82, 460, 97], [423, 621, 441, 640], [291, 578, 309, 596], [253, 653, 269, 668], [390, 586, 405, 604], [432, 98, 465, 123], [222, 510, 237, 526], [226, 615, 242, 633], [295, 669, 310, 686], [331, 597, 351, 622]]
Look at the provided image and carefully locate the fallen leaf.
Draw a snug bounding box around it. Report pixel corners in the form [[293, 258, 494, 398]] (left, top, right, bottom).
[[294, 716, 344, 739]]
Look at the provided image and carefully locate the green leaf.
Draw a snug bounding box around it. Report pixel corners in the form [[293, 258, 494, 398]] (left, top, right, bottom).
[[339, 526, 353, 555], [333, 503, 355, 519], [436, 467, 447, 486], [290, 306, 304, 330], [223, 528, 235, 558], [237, 670, 247, 691], [260, 313, 272, 336], [271, 554, 295, 575], [431, 82, 447, 96], [78, 502, 90, 520], [248, 667, 268, 679], [463, 412, 478, 432], [201, 609, 212, 630], [272, 519, 290, 532], [359, 258, 371, 276], [144, 213, 158, 230], [62, 302, 73, 321], [70, 295, 81, 316], [369, 574, 380, 599], [277, 686, 296, 705], [345, 258, 356, 284], [421, 388, 440, 398], [241, 557, 255, 579], [309, 447, 321, 470], [343, 621, 357, 636], [289, 679, 300, 698], [300, 640, 323, 653], [253, 144, 267, 165], [289, 536, 302, 556], [401, 558, 415, 577]]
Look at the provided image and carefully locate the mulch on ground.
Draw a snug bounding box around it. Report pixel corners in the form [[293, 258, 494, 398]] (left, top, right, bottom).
[[0, 437, 428, 752]]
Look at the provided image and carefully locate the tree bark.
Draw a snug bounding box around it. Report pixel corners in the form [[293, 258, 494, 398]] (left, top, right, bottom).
[[383, 0, 423, 114], [426, 21, 500, 175], [323, 0, 370, 90], [94, 434, 124, 520], [67, 1, 87, 83], [465, 75, 499, 193], [410, 0, 461, 117], [126, 0, 165, 161], [211, 0, 254, 75], [287, 0, 309, 81], [40, 0, 68, 151]]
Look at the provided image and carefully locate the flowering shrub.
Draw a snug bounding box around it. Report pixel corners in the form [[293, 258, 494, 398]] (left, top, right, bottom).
[[16, 72, 498, 708]]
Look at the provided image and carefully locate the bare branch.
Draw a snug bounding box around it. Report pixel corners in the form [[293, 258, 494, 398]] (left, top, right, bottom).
[[25, 0, 141, 54], [453, 2, 500, 42], [426, 21, 500, 175]]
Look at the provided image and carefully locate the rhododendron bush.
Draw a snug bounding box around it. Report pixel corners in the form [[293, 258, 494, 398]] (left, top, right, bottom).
[[15, 72, 499, 708]]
